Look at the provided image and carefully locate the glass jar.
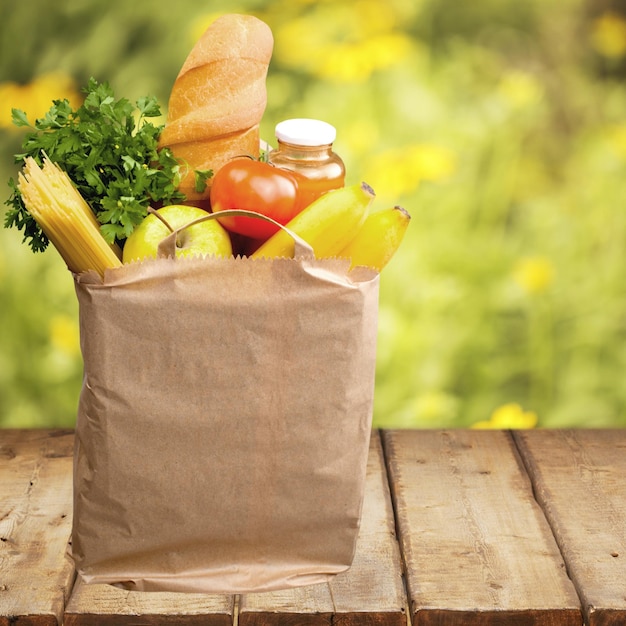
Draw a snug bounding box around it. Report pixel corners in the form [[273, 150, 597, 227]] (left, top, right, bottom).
[[267, 118, 346, 208]]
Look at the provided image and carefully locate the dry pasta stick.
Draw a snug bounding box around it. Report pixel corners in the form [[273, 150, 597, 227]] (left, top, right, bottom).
[[17, 156, 122, 277]]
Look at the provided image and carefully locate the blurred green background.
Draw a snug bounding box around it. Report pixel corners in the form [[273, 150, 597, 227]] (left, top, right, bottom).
[[1, 0, 625, 429]]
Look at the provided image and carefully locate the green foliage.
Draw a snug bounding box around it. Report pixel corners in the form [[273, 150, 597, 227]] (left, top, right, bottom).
[[1, 0, 625, 428], [5, 78, 185, 249]]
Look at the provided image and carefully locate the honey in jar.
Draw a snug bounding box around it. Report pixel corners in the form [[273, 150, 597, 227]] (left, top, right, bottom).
[[267, 118, 346, 208]]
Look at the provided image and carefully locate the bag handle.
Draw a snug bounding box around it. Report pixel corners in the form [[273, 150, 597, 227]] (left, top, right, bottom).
[[155, 209, 315, 260]]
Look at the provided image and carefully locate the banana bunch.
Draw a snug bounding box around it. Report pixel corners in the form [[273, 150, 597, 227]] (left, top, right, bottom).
[[251, 182, 410, 272]]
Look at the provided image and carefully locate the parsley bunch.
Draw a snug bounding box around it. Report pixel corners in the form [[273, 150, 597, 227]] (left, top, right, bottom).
[[4, 77, 198, 252]]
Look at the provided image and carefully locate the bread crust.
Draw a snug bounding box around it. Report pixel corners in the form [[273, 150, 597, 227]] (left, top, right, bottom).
[[173, 125, 260, 202], [158, 14, 273, 199]]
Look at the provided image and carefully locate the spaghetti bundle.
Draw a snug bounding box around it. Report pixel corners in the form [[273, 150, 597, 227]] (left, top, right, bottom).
[[17, 156, 122, 277]]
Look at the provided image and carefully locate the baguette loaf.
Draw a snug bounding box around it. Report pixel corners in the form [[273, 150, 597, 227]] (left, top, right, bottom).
[[158, 14, 273, 204]]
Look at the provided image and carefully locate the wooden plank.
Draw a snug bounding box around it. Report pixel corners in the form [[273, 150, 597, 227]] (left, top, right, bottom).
[[0, 429, 75, 626], [238, 431, 407, 626], [63, 578, 234, 626], [515, 430, 626, 626], [383, 430, 582, 626]]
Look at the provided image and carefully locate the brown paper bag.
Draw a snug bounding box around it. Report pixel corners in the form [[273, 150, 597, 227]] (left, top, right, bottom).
[[70, 219, 379, 594]]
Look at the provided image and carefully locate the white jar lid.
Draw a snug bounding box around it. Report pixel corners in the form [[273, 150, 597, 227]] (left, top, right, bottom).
[[275, 118, 337, 147]]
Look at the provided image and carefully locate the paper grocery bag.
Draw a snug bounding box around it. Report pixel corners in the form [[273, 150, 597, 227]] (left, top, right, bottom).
[[70, 241, 379, 593]]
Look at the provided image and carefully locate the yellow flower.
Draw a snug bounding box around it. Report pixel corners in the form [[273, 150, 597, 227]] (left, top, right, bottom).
[[498, 71, 543, 110], [513, 255, 555, 294], [364, 143, 457, 199], [189, 11, 235, 43], [472, 403, 538, 429], [590, 11, 626, 59], [405, 143, 457, 181], [0, 72, 82, 130], [605, 123, 626, 160], [273, 0, 413, 82], [49, 315, 80, 357], [315, 33, 413, 82], [0, 82, 22, 127], [347, 0, 397, 36]]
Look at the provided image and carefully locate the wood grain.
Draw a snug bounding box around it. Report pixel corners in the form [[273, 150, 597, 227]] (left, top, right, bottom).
[[5, 428, 625, 624], [383, 429, 582, 626], [238, 431, 407, 626], [515, 429, 626, 626], [63, 578, 234, 626], [0, 429, 75, 626]]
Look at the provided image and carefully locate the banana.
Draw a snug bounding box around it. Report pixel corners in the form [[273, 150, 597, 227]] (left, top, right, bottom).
[[338, 205, 410, 272], [251, 182, 375, 259]]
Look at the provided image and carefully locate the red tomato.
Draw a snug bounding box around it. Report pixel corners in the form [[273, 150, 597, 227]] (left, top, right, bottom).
[[210, 158, 305, 239]]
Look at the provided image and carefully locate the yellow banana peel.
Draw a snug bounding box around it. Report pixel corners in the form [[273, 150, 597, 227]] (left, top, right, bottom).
[[251, 182, 375, 260], [338, 205, 411, 272]]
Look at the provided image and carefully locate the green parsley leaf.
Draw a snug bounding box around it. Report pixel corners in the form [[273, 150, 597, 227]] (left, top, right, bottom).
[[4, 77, 188, 251], [194, 169, 213, 194], [4, 178, 48, 252], [11, 109, 31, 128], [137, 95, 162, 118]]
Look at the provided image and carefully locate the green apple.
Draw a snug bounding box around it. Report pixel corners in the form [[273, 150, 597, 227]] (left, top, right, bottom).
[[122, 205, 232, 263]]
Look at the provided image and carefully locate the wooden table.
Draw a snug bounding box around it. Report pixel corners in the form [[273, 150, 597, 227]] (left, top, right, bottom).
[[1, 429, 625, 626]]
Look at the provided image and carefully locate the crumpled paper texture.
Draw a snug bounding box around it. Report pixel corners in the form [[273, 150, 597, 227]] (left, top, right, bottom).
[[70, 253, 379, 593]]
